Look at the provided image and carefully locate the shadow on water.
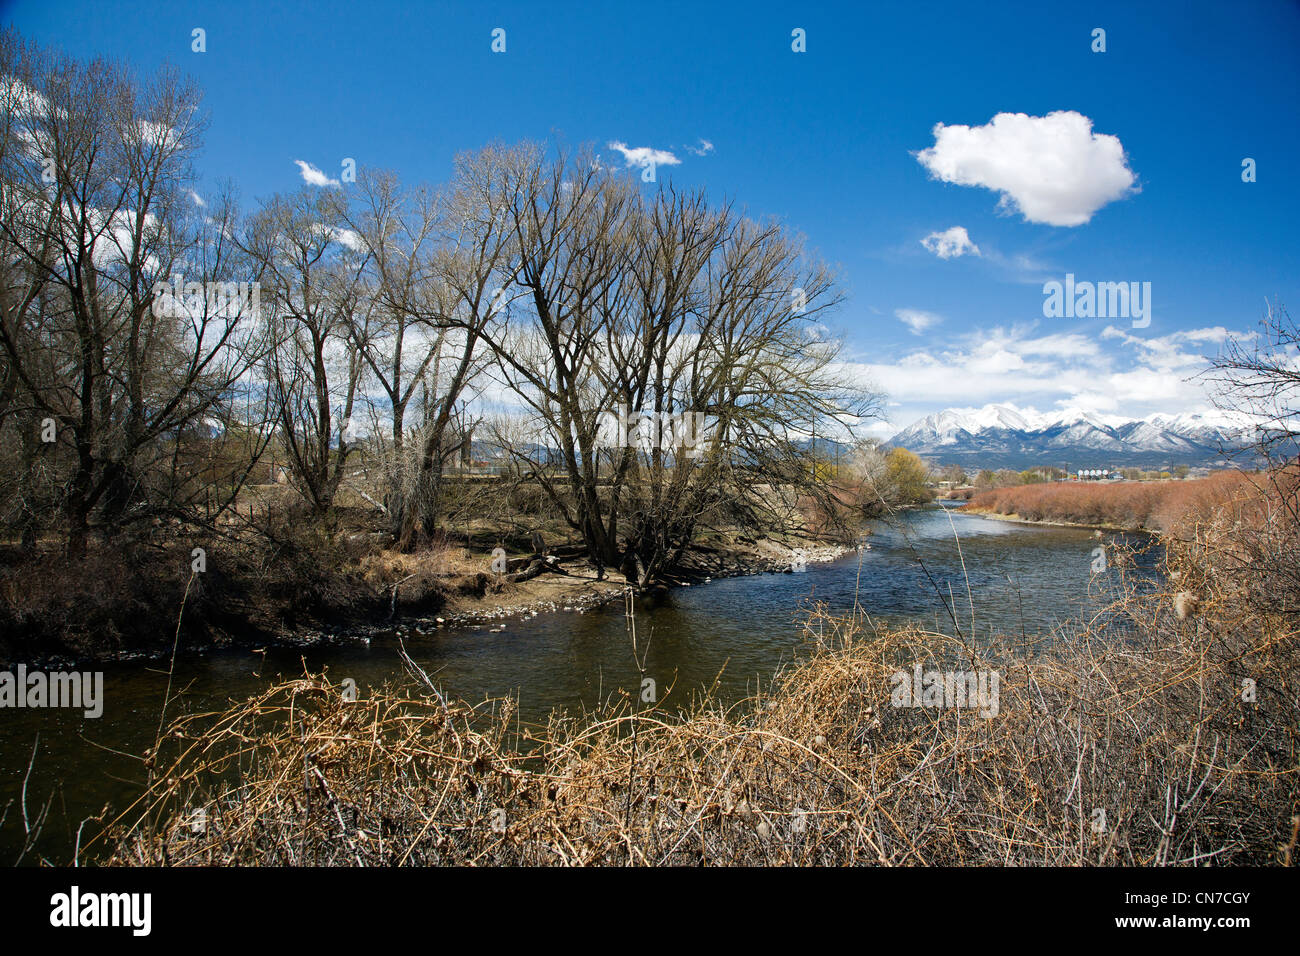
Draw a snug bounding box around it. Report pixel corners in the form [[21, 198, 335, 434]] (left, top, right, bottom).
[[0, 501, 1161, 860]]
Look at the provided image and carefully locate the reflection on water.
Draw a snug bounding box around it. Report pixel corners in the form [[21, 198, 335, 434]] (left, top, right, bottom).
[[0, 502, 1159, 860]]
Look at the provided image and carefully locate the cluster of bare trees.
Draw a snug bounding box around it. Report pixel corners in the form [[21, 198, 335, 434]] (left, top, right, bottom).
[[0, 30, 877, 584], [0, 30, 264, 557]]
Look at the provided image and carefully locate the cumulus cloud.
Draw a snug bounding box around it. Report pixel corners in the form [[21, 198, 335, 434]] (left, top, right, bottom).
[[684, 138, 714, 156], [607, 141, 682, 172], [921, 225, 981, 259], [915, 111, 1138, 226], [294, 159, 341, 188], [896, 308, 942, 335]]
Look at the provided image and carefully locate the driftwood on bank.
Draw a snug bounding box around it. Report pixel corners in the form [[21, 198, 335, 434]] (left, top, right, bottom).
[[503, 555, 573, 584]]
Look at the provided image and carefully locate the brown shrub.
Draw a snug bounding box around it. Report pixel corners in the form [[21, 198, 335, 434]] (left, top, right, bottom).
[[965, 472, 1255, 532]]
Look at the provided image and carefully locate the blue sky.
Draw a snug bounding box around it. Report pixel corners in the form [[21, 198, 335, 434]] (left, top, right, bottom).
[[6, 0, 1298, 435]]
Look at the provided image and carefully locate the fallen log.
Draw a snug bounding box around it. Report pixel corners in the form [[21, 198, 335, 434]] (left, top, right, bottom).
[[504, 555, 572, 583], [504, 558, 549, 583]]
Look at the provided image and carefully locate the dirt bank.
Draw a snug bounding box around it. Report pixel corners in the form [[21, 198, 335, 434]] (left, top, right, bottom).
[[0, 528, 857, 667]]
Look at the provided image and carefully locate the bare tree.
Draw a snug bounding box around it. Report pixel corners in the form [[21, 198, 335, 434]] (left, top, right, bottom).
[[1209, 301, 1300, 462], [242, 188, 369, 515], [0, 30, 267, 553], [461, 143, 880, 584], [332, 163, 500, 547], [1207, 301, 1300, 618]]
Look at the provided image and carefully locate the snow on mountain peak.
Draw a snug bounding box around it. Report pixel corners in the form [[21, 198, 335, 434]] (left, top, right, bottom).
[[904, 402, 1120, 437], [887, 401, 1254, 467], [908, 402, 1045, 437]]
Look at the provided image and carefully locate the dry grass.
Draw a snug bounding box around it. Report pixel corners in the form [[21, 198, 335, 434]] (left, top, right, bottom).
[[357, 544, 485, 587]]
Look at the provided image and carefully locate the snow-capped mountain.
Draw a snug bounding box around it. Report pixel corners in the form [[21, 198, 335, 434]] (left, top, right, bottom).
[[887, 403, 1253, 468]]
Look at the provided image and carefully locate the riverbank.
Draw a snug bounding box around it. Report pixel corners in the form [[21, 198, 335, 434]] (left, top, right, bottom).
[[960, 471, 1255, 534], [959, 507, 1141, 533], [0, 527, 855, 667], [92, 543, 1300, 866]]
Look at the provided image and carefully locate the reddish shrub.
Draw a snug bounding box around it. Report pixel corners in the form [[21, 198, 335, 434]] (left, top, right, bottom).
[[963, 472, 1256, 532]]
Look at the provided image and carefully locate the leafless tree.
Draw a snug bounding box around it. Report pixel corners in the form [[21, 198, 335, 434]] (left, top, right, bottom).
[[1209, 301, 1300, 462], [0, 29, 268, 553], [241, 188, 369, 515], [1207, 301, 1300, 618], [332, 162, 502, 547], [460, 143, 880, 584]]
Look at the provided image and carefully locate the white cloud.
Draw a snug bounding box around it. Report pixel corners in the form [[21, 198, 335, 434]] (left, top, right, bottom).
[[1007, 329, 1102, 360], [684, 138, 714, 156], [1101, 325, 1239, 369], [850, 348, 1065, 407], [843, 322, 1227, 427], [921, 225, 981, 259], [1, 76, 58, 159], [607, 141, 682, 171], [896, 308, 942, 335], [137, 120, 178, 150], [188, 190, 206, 208], [0, 75, 47, 116], [915, 111, 1138, 226], [294, 159, 341, 188], [861, 419, 897, 439], [332, 227, 365, 252]]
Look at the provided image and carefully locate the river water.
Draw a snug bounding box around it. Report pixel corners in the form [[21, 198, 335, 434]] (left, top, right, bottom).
[[0, 502, 1157, 860]]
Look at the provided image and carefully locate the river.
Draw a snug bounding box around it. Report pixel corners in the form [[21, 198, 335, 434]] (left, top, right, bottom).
[[0, 501, 1159, 861]]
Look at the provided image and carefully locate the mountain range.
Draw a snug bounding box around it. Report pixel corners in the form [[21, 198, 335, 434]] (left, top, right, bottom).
[[887, 403, 1253, 469]]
